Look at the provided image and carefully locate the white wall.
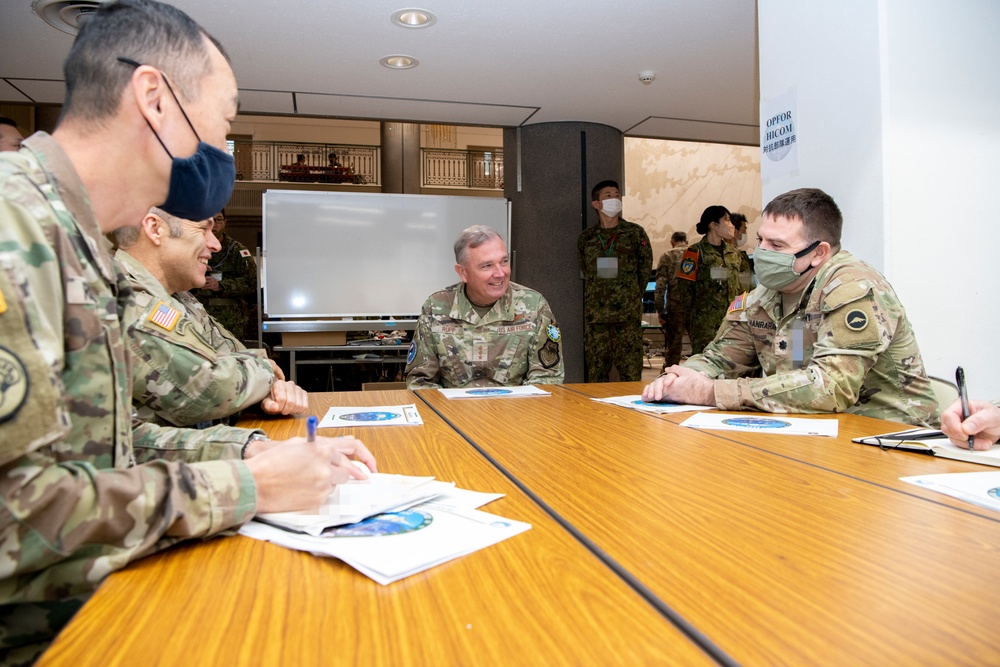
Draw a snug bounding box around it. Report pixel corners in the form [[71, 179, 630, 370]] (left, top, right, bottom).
[[759, 0, 1000, 398], [881, 0, 1000, 398]]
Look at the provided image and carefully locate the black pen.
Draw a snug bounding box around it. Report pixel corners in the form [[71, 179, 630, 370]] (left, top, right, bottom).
[[955, 366, 975, 451]]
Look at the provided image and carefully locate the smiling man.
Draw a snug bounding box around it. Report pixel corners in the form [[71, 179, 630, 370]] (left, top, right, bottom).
[[405, 225, 564, 389], [642, 188, 938, 427], [115, 207, 308, 427]]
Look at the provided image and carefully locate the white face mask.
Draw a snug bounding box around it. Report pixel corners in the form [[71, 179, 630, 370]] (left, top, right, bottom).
[[600, 198, 623, 217]]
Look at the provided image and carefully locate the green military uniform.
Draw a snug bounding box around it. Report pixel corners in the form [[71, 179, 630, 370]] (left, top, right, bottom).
[[0, 134, 258, 661], [675, 238, 748, 356], [654, 246, 687, 367], [684, 250, 938, 427], [117, 250, 276, 428], [406, 282, 564, 389], [577, 218, 652, 382], [194, 231, 257, 343]]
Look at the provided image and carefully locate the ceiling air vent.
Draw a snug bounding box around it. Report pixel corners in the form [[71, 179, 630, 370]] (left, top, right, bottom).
[[32, 0, 101, 36]]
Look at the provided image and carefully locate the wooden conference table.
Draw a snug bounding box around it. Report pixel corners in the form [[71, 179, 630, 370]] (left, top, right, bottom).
[[40, 384, 1000, 666]]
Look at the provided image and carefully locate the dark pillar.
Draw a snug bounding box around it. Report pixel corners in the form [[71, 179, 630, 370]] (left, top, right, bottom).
[[380, 122, 421, 194], [503, 122, 623, 384]]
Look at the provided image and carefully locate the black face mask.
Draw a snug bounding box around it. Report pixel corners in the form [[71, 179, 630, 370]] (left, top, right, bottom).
[[118, 57, 236, 221]]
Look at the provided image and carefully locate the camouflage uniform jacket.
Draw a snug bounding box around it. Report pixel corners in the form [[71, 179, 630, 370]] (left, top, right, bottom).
[[676, 237, 748, 351], [194, 231, 257, 338], [0, 134, 257, 657], [116, 249, 275, 428], [577, 219, 652, 324], [654, 246, 686, 317], [684, 250, 938, 426], [406, 282, 564, 389]]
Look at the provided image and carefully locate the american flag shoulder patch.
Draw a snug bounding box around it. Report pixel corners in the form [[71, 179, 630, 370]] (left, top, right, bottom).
[[148, 301, 182, 331], [727, 292, 749, 313]]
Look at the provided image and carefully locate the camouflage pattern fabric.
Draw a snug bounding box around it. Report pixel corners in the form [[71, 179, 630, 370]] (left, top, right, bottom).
[[675, 238, 748, 356], [577, 218, 652, 382], [583, 322, 644, 382], [0, 133, 257, 660], [684, 249, 939, 427], [406, 282, 564, 389], [194, 232, 257, 342], [117, 249, 276, 428], [654, 246, 687, 367]]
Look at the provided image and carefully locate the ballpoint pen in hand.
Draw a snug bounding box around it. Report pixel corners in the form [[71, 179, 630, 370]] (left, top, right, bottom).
[[955, 366, 975, 451], [307, 415, 318, 443]]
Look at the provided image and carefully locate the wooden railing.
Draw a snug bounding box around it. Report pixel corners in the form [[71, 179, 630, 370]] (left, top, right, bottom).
[[421, 148, 503, 189], [231, 140, 380, 185]]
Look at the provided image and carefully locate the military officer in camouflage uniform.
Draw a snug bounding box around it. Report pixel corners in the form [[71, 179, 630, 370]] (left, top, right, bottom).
[[654, 231, 688, 368], [577, 180, 652, 382], [0, 3, 374, 660], [675, 205, 748, 356], [194, 210, 258, 342], [644, 188, 938, 427], [406, 225, 563, 388], [115, 207, 308, 427]]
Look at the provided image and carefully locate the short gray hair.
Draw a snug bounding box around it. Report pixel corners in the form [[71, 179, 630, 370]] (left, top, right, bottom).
[[113, 206, 183, 247], [454, 225, 502, 264]]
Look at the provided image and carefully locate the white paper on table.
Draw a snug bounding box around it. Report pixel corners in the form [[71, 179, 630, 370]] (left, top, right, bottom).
[[438, 385, 550, 399], [318, 404, 422, 428], [419, 487, 504, 513], [240, 503, 531, 585], [679, 411, 839, 437], [592, 395, 716, 414], [901, 471, 1000, 513], [257, 473, 454, 535]]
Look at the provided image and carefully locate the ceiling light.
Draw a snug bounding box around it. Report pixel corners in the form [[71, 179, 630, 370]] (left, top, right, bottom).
[[391, 9, 437, 28], [32, 0, 101, 36], [380, 55, 419, 70]]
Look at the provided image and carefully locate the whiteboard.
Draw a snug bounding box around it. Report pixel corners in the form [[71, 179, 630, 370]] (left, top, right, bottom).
[[263, 190, 510, 318]]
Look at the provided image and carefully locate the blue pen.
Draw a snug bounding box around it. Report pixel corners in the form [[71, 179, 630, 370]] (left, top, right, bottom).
[[307, 415, 318, 442], [955, 367, 974, 451]]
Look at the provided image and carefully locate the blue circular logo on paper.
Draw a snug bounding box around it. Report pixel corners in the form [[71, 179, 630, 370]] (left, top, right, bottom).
[[406, 340, 416, 364], [466, 388, 512, 396], [721, 417, 792, 429], [322, 509, 433, 537], [988, 488, 1000, 501], [338, 411, 401, 422]]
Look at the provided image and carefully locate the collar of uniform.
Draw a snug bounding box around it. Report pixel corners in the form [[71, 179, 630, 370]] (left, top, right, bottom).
[[21, 132, 119, 286], [115, 248, 176, 306], [451, 282, 514, 323]]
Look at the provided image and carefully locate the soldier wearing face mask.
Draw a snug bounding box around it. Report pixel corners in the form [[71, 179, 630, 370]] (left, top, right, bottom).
[[577, 179, 653, 382], [728, 212, 755, 289], [643, 188, 938, 427]]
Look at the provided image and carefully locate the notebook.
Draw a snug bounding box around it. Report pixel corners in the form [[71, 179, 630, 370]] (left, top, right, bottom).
[[853, 428, 1000, 467]]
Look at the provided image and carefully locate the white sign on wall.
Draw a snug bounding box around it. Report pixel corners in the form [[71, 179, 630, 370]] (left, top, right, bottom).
[[760, 88, 799, 181]]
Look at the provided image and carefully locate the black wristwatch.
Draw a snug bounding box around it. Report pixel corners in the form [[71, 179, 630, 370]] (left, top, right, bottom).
[[241, 433, 269, 460]]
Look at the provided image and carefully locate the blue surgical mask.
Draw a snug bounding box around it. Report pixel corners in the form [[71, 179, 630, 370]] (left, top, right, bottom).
[[118, 57, 236, 221]]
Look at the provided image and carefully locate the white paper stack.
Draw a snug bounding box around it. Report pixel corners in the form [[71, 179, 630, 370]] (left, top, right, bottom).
[[592, 395, 715, 414]]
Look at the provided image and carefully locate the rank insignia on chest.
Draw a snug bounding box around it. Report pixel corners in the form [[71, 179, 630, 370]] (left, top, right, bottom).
[[240, 249, 252, 258], [727, 292, 749, 313], [677, 248, 699, 282], [546, 324, 561, 343], [148, 301, 181, 331]]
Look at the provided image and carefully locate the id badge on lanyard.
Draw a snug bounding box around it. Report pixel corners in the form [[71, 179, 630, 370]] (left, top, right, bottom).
[[791, 319, 804, 370], [596, 256, 619, 279]]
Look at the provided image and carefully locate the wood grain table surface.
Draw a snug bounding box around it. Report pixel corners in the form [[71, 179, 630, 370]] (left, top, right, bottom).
[[416, 383, 1000, 666], [38, 390, 715, 667]]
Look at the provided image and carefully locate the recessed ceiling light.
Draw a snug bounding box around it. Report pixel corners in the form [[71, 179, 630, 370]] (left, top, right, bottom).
[[380, 55, 419, 70], [390, 8, 436, 28]]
